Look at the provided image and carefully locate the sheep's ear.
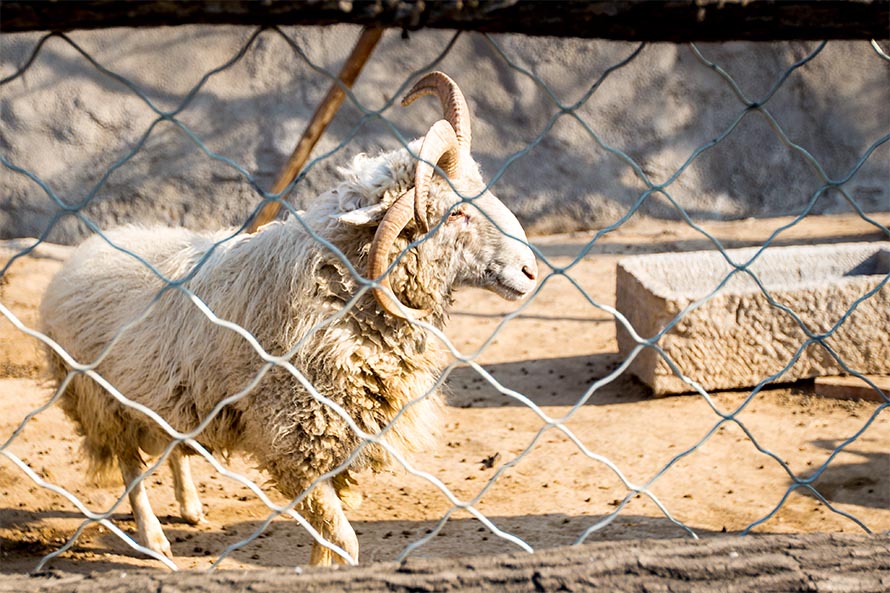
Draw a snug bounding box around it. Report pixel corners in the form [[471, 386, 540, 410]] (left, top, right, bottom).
[[333, 202, 389, 227]]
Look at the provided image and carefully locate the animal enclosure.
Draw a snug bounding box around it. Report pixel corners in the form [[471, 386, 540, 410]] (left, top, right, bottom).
[[1, 3, 888, 587]]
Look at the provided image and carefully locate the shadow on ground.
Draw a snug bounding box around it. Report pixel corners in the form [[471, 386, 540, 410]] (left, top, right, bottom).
[[0, 508, 722, 573], [445, 354, 652, 408], [796, 444, 890, 511]]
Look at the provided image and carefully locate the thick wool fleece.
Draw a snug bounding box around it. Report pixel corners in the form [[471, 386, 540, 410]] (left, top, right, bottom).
[[40, 140, 452, 497]]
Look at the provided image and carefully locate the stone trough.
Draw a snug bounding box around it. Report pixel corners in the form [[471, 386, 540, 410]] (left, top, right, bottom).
[[615, 242, 890, 395]]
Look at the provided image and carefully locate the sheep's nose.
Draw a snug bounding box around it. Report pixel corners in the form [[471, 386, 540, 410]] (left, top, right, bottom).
[[522, 263, 537, 281]]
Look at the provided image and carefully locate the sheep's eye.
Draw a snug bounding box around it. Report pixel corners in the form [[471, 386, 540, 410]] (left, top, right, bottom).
[[446, 209, 468, 225]]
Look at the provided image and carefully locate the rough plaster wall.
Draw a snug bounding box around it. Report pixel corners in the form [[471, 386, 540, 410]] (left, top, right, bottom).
[[1, 26, 888, 245], [615, 243, 890, 394]]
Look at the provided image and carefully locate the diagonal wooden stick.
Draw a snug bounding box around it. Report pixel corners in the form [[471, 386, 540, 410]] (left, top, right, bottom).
[[247, 27, 384, 233]]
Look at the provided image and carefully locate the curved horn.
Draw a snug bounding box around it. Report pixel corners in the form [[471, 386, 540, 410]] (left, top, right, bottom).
[[413, 119, 461, 232], [366, 121, 459, 320], [367, 189, 429, 320], [402, 72, 471, 151]]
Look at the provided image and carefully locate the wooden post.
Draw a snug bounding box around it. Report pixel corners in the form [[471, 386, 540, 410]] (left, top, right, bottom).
[[3, 1, 888, 40], [246, 26, 384, 233]]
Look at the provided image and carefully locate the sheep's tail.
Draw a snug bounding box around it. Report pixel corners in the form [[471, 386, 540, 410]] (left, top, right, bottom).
[[44, 347, 120, 484]]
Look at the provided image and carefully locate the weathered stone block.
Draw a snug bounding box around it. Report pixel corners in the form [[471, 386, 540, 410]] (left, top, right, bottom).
[[615, 242, 890, 395]]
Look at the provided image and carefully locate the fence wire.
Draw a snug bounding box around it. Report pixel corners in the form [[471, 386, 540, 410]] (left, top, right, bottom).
[[1, 26, 888, 571]]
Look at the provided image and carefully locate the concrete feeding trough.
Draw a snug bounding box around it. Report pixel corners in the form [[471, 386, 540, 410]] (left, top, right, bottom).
[[615, 242, 890, 395]]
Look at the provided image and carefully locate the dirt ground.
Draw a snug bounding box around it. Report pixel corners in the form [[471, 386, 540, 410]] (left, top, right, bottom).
[[6, 533, 890, 593], [1, 212, 888, 574]]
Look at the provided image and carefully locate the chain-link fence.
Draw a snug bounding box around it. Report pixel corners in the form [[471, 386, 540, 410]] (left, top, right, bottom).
[[1, 22, 888, 573]]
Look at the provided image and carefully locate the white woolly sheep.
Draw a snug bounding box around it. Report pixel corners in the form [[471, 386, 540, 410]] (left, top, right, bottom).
[[39, 72, 538, 566]]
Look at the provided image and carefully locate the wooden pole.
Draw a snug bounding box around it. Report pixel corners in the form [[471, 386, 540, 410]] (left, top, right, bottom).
[[3, 1, 888, 40], [246, 26, 384, 233]]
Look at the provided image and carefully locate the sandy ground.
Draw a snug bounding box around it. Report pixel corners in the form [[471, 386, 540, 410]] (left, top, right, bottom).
[[1, 213, 888, 574]]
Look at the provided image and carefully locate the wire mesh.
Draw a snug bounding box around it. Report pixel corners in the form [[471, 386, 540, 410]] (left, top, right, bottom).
[[1, 26, 888, 571]]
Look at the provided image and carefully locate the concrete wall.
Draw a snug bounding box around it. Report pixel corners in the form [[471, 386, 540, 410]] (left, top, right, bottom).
[[1, 26, 887, 244]]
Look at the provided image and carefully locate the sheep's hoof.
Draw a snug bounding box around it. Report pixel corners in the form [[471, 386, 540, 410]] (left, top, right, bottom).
[[180, 503, 206, 526], [138, 525, 174, 560], [309, 544, 332, 567], [309, 541, 358, 566], [145, 533, 174, 560]]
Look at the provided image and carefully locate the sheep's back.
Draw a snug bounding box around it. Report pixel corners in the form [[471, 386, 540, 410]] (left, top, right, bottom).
[[41, 227, 204, 359]]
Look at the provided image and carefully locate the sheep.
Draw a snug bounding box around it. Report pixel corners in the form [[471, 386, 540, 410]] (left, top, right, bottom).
[[39, 72, 538, 567]]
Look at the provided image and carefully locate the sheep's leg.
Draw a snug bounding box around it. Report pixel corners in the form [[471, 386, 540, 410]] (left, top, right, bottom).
[[301, 479, 359, 566], [120, 455, 173, 559], [169, 446, 205, 525]]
